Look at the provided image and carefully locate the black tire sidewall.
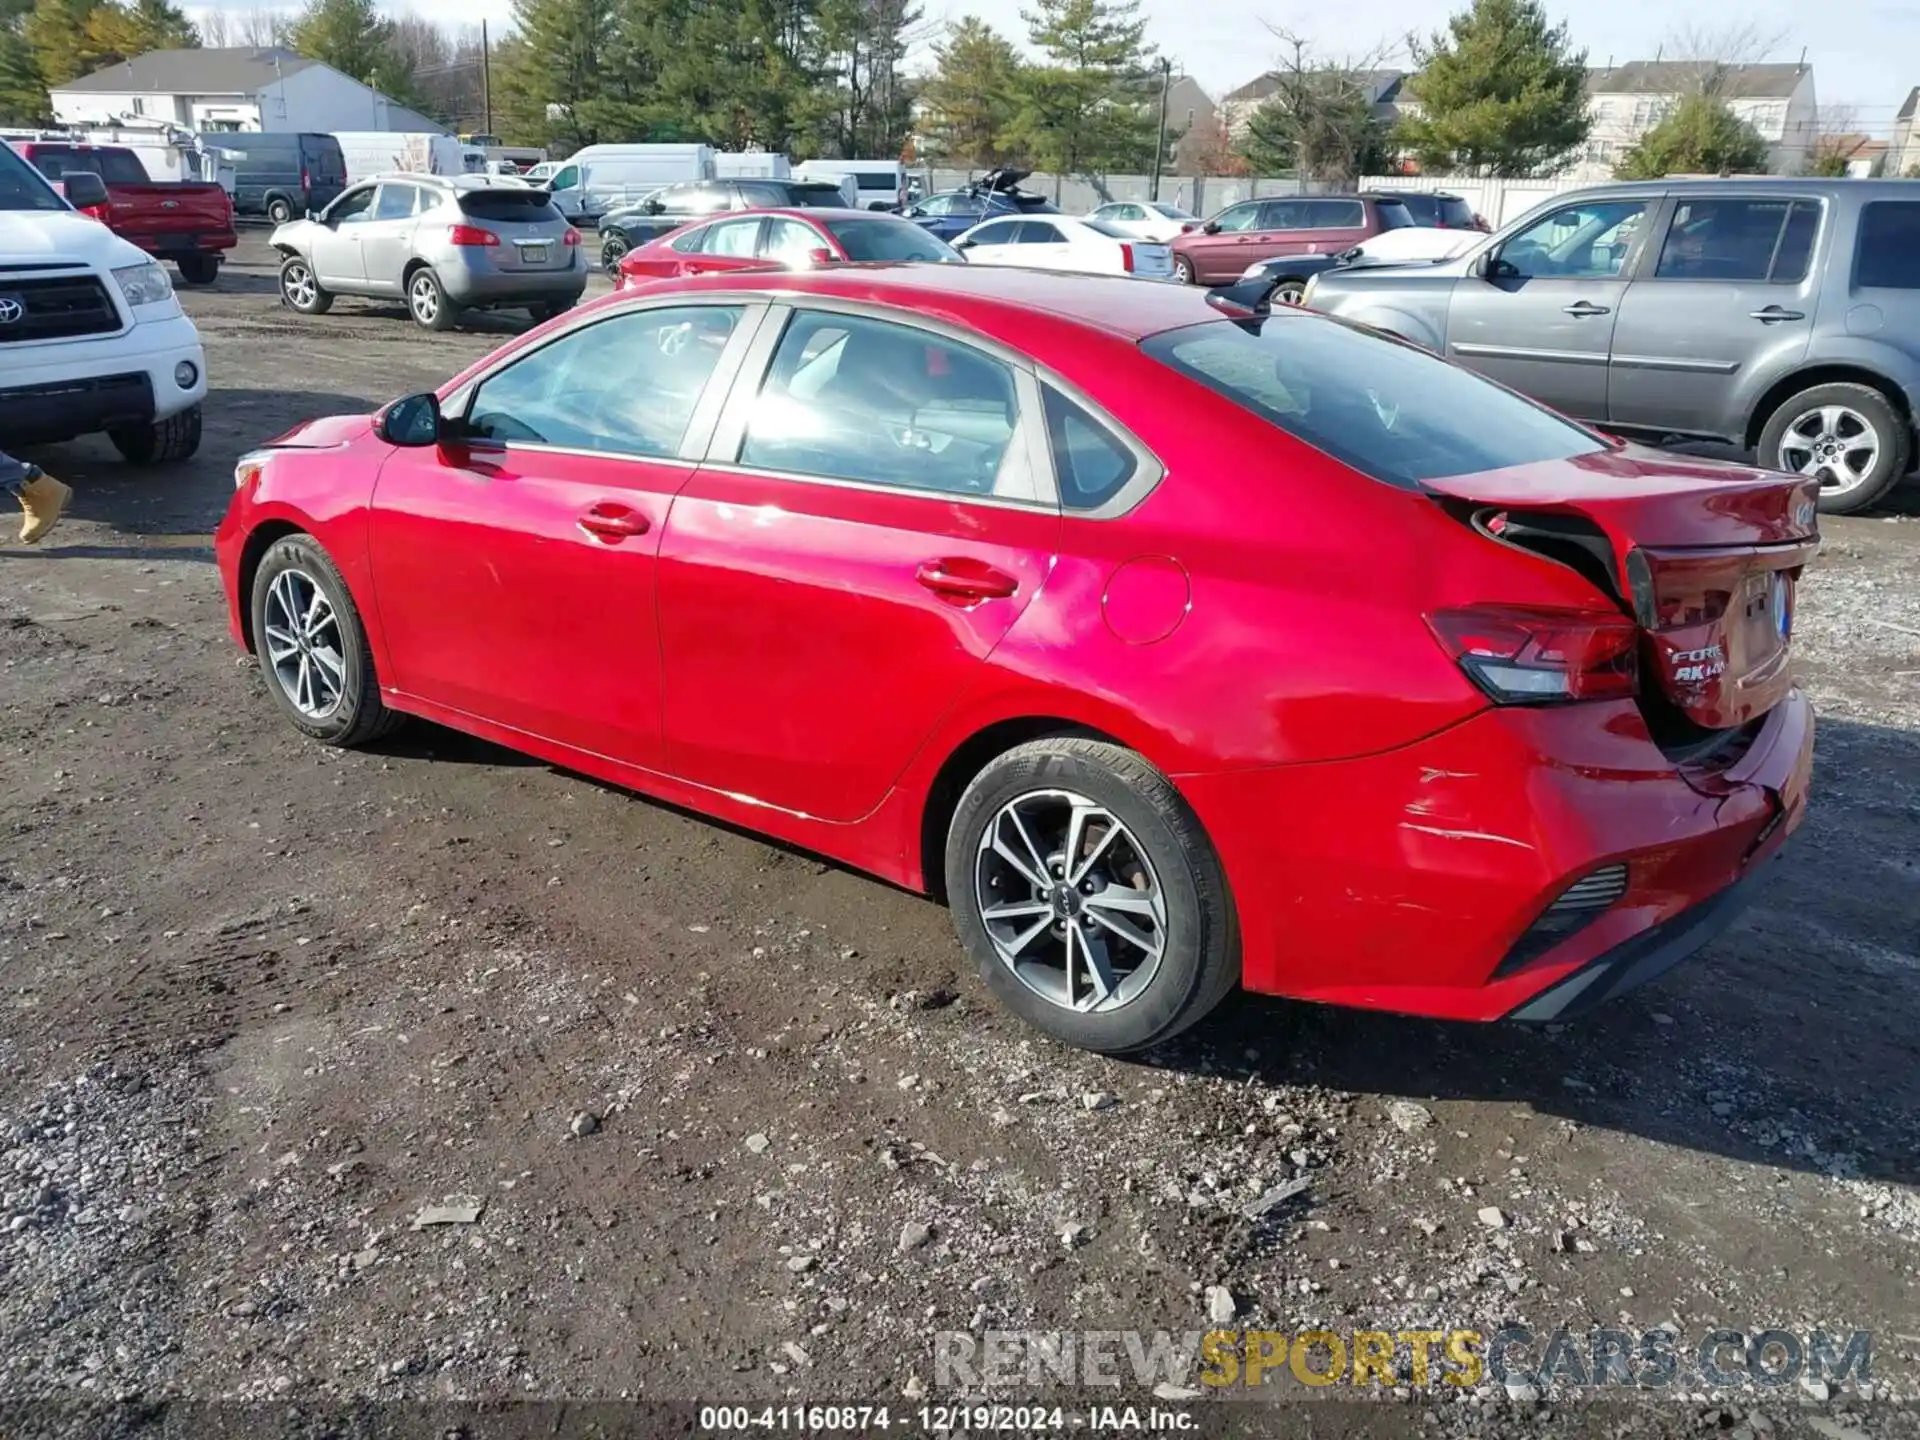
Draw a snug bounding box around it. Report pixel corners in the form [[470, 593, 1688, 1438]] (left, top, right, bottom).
[[249, 537, 376, 744], [1759, 383, 1910, 514], [945, 744, 1228, 1054]]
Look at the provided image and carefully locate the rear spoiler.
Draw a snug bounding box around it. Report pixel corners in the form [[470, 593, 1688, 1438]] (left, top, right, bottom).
[[1205, 275, 1284, 316]]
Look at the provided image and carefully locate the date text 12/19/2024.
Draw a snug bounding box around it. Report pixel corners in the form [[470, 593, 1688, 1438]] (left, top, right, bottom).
[[699, 1405, 1195, 1432]]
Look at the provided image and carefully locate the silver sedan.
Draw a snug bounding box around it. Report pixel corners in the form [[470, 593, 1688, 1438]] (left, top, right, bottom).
[[272, 173, 588, 330]]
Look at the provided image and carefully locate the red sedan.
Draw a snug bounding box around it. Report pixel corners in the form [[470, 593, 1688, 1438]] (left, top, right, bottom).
[[214, 265, 1814, 1054], [615, 207, 961, 286]]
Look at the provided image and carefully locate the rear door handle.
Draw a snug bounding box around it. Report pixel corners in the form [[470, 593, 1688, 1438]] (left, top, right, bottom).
[[1750, 305, 1805, 322], [579, 503, 649, 542], [915, 558, 1018, 604], [1562, 300, 1611, 317]]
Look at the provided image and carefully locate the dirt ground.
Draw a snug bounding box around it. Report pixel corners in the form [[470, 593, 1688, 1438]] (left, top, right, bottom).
[[1, 234, 1916, 1439]]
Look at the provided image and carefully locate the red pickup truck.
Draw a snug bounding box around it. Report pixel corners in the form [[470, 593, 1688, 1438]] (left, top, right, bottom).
[[10, 142, 236, 285]]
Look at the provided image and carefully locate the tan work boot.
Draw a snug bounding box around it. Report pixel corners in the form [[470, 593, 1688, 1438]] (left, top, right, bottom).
[[17, 471, 73, 545]]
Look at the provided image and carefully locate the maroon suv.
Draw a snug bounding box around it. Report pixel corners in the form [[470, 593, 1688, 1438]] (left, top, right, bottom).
[[1171, 193, 1413, 285]]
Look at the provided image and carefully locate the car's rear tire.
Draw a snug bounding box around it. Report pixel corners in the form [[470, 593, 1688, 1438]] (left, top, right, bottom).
[[1173, 256, 1195, 285], [600, 233, 630, 275], [944, 738, 1239, 1055], [175, 254, 220, 286], [279, 255, 333, 315], [1758, 382, 1910, 515], [407, 268, 459, 331], [266, 196, 294, 225], [109, 405, 202, 465], [249, 534, 402, 748], [531, 299, 572, 323], [1273, 279, 1307, 304]]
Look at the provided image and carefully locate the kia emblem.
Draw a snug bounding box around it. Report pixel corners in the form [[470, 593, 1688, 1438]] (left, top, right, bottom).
[[0, 296, 24, 325]]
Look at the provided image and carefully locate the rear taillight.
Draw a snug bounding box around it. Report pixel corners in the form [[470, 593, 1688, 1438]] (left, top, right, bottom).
[[562, 227, 581, 247], [1118, 242, 1135, 273], [300, 166, 310, 191], [1428, 606, 1639, 704], [448, 224, 500, 247]]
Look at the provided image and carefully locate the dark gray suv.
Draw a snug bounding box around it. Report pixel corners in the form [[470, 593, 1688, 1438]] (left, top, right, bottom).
[[1302, 179, 1920, 512]]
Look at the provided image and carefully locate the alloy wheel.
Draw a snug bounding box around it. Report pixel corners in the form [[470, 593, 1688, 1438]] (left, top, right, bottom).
[[973, 789, 1167, 1013], [1275, 281, 1306, 304], [1779, 405, 1880, 496], [262, 568, 346, 720], [410, 275, 439, 325], [282, 262, 316, 310]]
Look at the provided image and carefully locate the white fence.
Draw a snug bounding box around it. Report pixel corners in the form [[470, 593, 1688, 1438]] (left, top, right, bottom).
[[922, 166, 1593, 228]]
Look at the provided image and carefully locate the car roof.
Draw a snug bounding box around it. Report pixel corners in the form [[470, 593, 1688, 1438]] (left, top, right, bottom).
[[632, 263, 1222, 341], [686, 206, 912, 223], [1552, 177, 1918, 200]]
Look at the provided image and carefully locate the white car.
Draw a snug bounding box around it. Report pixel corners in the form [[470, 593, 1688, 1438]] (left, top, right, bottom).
[[952, 215, 1175, 280], [1085, 199, 1197, 242], [0, 146, 207, 463]]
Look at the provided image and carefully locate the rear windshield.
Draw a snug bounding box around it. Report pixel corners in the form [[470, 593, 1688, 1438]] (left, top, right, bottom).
[[822, 216, 961, 262], [1375, 199, 1414, 230], [303, 139, 346, 180], [786, 183, 847, 207], [459, 189, 563, 222], [29, 146, 149, 184], [1143, 314, 1605, 488], [1437, 195, 1476, 226], [0, 143, 64, 211], [851, 172, 898, 191]]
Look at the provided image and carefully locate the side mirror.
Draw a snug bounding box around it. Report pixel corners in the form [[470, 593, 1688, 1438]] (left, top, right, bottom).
[[951, 238, 974, 252], [806, 246, 835, 266], [60, 172, 109, 209], [379, 392, 443, 447], [1483, 251, 1518, 280]]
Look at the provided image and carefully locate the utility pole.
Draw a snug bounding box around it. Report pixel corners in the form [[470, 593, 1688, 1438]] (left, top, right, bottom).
[[481, 20, 493, 139], [1150, 58, 1172, 202]]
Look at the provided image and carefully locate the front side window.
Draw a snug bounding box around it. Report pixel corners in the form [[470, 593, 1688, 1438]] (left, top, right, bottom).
[[965, 219, 1021, 247], [1143, 313, 1606, 489], [738, 311, 1021, 497], [1854, 201, 1920, 289], [0, 144, 64, 212], [328, 187, 376, 225], [917, 193, 960, 217], [1654, 198, 1818, 283], [373, 184, 420, 220], [466, 305, 745, 457], [1497, 199, 1647, 279], [550, 165, 579, 190], [1211, 202, 1262, 233]]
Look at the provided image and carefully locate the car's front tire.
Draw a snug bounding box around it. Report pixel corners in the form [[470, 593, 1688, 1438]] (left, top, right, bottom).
[[1758, 381, 1910, 514], [407, 268, 459, 331], [279, 255, 333, 315], [249, 535, 402, 747], [944, 738, 1239, 1054], [109, 405, 202, 465]]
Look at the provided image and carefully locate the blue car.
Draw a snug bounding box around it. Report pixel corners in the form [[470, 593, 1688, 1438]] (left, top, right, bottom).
[[902, 168, 1059, 242]]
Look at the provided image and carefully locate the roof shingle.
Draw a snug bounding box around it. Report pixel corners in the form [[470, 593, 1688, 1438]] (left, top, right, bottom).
[[53, 47, 317, 96]]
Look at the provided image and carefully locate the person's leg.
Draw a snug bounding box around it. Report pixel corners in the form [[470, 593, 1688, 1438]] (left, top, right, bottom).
[[1, 452, 71, 545]]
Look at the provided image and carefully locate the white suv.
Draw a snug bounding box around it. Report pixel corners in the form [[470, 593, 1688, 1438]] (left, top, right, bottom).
[[0, 141, 207, 463]]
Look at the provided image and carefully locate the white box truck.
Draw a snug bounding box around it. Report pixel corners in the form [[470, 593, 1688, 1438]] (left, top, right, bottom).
[[543, 143, 715, 223], [332, 132, 474, 184]]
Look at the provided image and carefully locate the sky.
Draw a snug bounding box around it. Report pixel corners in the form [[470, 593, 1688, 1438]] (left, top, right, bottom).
[[207, 0, 1918, 136]]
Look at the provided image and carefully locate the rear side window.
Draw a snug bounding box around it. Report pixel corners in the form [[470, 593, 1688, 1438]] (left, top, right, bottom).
[[1309, 199, 1364, 228], [1654, 198, 1820, 283], [1143, 315, 1605, 489], [1853, 201, 1920, 289], [1081, 218, 1132, 239], [1016, 221, 1062, 243], [1043, 389, 1137, 509], [459, 189, 561, 222], [821, 217, 959, 262]]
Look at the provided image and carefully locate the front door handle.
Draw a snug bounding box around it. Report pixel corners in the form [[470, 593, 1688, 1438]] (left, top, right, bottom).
[[1562, 300, 1611, 317], [579, 503, 649, 542], [915, 558, 1018, 605], [1750, 305, 1805, 322]]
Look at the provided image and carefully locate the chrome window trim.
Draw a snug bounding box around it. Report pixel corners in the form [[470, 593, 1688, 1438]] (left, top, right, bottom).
[[441, 298, 774, 464]]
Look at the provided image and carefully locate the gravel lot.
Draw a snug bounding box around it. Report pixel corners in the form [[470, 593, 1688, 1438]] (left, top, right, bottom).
[[1, 234, 1916, 1438]]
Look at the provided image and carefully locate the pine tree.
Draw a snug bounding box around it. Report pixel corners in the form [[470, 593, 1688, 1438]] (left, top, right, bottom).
[[496, 0, 619, 147], [1397, 0, 1588, 177], [289, 0, 421, 107], [0, 18, 47, 124], [23, 0, 104, 87], [1006, 0, 1157, 184], [82, 0, 198, 70], [1613, 90, 1768, 178], [917, 16, 1019, 167]]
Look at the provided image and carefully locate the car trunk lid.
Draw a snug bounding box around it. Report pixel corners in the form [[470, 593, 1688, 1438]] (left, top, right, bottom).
[[458, 189, 572, 272], [1422, 445, 1820, 731]]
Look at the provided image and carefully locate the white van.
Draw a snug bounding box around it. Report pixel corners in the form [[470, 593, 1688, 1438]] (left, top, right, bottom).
[[715, 151, 791, 180], [544, 143, 716, 223], [332, 131, 471, 184], [793, 159, 909, 211]]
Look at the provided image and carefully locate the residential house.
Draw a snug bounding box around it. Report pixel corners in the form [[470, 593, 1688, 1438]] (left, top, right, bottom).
[[1889, 87, 1920, 177], [1217, 68, 1410, 144], [1813, 132, 1887, 177], [1573, 60, 1817, 180], [49, 48, 442, 135], [1161, 76, 1220, 175]]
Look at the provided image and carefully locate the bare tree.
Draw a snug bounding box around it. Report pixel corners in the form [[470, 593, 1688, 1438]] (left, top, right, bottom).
[[1809, 102, 1868, 174], [1658, 21, 1790, 96], [196, 7, 230, 44], [1237, 27, 1401, 186]]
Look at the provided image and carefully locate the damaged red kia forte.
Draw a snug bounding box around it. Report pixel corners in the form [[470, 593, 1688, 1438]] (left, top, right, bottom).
[[214, 266, 1815, 1054]]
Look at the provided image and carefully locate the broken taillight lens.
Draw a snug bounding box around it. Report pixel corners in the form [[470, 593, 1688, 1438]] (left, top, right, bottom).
[[1428, 606, 1639, 704]]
